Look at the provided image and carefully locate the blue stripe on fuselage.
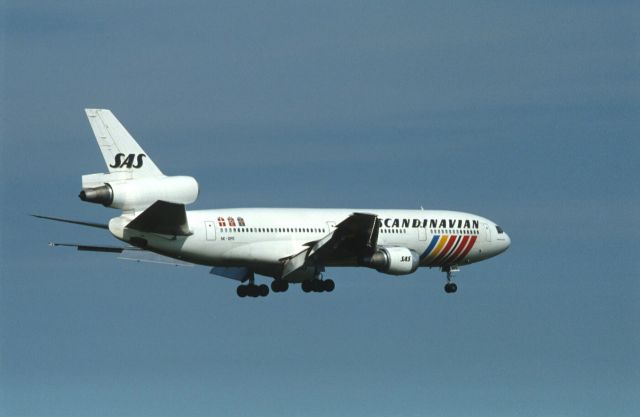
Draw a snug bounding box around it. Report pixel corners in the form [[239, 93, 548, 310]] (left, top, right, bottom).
[[421, 235, 439, 259]]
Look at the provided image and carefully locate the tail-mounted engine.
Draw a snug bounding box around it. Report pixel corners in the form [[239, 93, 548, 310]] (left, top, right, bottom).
[[360, 246, 420, 276], [79, 173, 198, 210]]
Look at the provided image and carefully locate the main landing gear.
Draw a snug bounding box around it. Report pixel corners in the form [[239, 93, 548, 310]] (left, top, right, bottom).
[[236, 272, 335, 297], [237, 279, 290, 297], [236, 275, 269, 298], [271, 279, 289, 293], [236, 283, 269, 298], [301, 278, 335, 293], [442, 266, 459, 294]]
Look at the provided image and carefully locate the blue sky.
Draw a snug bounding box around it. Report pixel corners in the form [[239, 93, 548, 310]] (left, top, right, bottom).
[[1, 1, 639, 416]]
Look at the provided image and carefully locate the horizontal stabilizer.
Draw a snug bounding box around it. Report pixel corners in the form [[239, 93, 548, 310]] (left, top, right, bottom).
[[49, 242, 123, 252], [32, 214, 109, 230], [126, 200, 192, 236]]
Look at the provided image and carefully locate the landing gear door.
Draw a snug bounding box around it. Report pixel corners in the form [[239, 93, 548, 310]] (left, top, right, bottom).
[[205, 221, 216, 241]]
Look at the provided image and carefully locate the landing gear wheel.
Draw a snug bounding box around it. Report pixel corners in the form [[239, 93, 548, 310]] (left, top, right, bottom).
[[301, 280, 313, 293], [237, 285, 248, 298], [271, 280, 289, 293], [302, 279, 334, 293], [444, 283, 458, 293], [259, 284, 269, 297], [237, 280, 269, 298], [323, 279, 335, 292], [247, 284, 258, 297], [442, 266, 459, 294]]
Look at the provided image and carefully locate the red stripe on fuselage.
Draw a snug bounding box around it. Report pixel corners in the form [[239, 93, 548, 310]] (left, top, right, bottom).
[[450, 235, 477, 264], [442, 235, 469, 265], [430, 235, 458, 266]]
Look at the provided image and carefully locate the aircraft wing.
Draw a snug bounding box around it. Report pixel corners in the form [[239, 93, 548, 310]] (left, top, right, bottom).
[[48, 242, 194, 267], [281, 212, 379, 277]]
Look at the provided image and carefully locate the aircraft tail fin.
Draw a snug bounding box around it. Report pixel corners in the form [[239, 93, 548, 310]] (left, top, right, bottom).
[[85, 108, 163, 178], [80, 109, 198, 212]]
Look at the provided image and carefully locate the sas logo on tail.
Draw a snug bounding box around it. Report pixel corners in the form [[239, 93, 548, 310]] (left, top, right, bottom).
[[110, 153, 146, 169]]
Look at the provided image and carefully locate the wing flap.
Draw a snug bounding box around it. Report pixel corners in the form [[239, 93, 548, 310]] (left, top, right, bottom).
[[281, 248, 309, 278]]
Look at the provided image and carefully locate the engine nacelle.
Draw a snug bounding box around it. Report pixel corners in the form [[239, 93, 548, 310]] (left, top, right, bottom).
[[79, 176, 199, 210], [361, 246, 420, 276]]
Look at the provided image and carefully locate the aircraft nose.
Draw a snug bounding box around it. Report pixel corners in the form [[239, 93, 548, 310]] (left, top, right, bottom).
[[501, 232, 511, 252]]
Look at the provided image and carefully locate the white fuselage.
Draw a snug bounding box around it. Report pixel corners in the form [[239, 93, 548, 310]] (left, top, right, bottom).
[[56, 109, 512, 293], [110, 208, 511, 280]]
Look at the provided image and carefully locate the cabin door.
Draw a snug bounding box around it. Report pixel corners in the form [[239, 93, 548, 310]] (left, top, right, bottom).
[[205, 221, 216, 241]]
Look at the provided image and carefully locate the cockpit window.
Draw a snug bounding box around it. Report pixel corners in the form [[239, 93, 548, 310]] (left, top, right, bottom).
[[495, 225, 504, 234]]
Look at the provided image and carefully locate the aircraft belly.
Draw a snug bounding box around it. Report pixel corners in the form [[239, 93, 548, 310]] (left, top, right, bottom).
[[227, 241, 306, 263]]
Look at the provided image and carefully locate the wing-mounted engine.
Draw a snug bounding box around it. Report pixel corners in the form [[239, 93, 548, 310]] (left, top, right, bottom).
[[80, 173, 199, 210], [360, 246, 420, 275]]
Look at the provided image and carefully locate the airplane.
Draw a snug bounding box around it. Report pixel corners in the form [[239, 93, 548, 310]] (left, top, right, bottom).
[[34, 109, 511, 298]]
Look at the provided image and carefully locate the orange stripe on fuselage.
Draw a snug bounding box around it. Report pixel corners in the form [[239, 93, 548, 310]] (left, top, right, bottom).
[[425, 235, 448, 262], [429, 235, 457, 266]]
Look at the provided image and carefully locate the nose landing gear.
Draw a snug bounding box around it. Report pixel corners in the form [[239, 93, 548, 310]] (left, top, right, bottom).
[[442, 266, 459, 294]]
